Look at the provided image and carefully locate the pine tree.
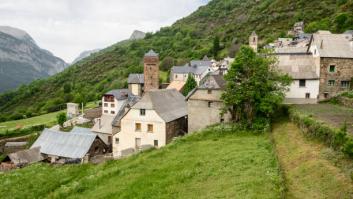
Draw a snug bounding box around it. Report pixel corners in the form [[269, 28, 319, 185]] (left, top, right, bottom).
[[183, 74, 197, 96]]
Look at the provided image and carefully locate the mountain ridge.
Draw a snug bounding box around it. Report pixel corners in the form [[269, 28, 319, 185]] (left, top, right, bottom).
[[0, 0, 352, 120]]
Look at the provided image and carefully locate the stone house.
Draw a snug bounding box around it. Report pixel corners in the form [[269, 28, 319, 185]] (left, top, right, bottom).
[[128, 73, 144, 96], [274, 31, 353, 103], [1, 147, 43, 170], [91, 89, 139, 146], [170, 59, 212, 86], [186, 74, 231, 132], [249, 31, 258, 52], [31, 127, 108, 163], [67, 103, 80, 119], [113, 89, 187, 158], [275, 47, 320, 104], [307, 31, 353, 99]]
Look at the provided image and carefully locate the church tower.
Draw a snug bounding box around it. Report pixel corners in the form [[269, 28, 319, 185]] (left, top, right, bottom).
[[144, 49, 159, 92], [249, 31, 258, 52]]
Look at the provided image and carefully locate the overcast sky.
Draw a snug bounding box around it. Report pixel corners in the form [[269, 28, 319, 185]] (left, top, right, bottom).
[[0, 0, 209, 63]]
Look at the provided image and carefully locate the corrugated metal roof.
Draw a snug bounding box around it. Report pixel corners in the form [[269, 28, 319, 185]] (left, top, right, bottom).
[[128, 74, 144, 84], [31, 128, 96, 159], [71, 127, 96, 135], [133, 89, 187, 122]]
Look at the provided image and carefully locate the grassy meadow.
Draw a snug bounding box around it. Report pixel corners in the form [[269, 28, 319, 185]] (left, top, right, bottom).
[[0, 125, 284, 199], [272, 121, 353, 198]]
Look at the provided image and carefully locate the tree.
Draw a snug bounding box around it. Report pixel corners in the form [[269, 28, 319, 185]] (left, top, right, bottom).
[[160, 56, 175, 71], [212, 36, 220, 59], [182, 74, 197, 96], [63, 83, 71, 93], [221, 46, 292, 126], [57, 112, 67, 127]]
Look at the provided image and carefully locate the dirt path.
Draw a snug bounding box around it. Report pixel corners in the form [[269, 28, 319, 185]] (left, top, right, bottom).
[[272, 121, 353, 199]]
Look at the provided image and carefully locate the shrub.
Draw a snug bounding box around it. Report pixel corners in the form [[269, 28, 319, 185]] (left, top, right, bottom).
[[57, 112, 67, 127]]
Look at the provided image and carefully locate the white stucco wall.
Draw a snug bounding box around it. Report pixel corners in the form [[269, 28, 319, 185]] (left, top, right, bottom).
[[102, 97, 125, 116], [130, 84, 142, 96], [113, 109, 166, 157], [285, 79, 320, 99]]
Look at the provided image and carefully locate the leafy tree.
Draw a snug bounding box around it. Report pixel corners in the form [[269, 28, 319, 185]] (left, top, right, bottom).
[[56, 112, 67, 127], [63, 83, 71, 93], [160, 56, 175, 71], [182, 74, 197, 96], [221, 46, 292, 126]]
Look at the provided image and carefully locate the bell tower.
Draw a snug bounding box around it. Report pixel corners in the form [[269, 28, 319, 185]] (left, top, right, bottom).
[[249, 31, 258, 52], [144, 49, 159, 92]]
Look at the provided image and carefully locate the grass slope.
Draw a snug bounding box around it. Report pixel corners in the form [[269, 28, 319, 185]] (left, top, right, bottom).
[[0, 110, 64, 134], [292, 104, 353, 134], [1, 0, 353, 119], [272, 121, 353, 198], [0, 125, 284, 199]]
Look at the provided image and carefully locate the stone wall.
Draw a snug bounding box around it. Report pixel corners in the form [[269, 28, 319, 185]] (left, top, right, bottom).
[[187, 89, 231, 133], [319, 57, 353, 99], [337, 96, 353, 108], [144, 56, 159, 92]]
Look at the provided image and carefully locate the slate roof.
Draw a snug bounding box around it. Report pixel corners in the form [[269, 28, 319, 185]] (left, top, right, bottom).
[[275, 47, 308, 54], [276, 54, 319, 80], [105, 89, 131, 100], [31, 128, 97, 159], [7, 147, 44, 166], [308, 31, 353, 58], [199, 74, 226, 89], [128, 74, 144, 84], [145, 49, 158, 57], [132, 89, 187, 122], [5, 142, 27, 147], [112, 95, 141, 127], [171, 65, 210, 75], [190, 60, 212, 67]]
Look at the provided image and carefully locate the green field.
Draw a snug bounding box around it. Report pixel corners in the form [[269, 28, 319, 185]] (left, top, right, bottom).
[[0, 110, 65, 134], [0, 125, 284, 199], [272, 121, 353, 198]]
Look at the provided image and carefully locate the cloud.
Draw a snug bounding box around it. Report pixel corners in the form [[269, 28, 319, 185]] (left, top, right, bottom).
[[0, 0, 208, 62]]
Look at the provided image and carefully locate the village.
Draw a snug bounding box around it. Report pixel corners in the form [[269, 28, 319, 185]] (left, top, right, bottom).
[[1, 22, 353, 170]]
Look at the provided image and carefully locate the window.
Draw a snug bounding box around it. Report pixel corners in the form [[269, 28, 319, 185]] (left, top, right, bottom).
[[220, 118, 225, 123], [341, 81, 350, 88], [104, 110, 108, 114], [299, 79, 306, 87], [208, 102, 212, 108], [104, 103, 108, 107], [147, 124, 153, 133], [207, 90, 212, 94], [324, 92, 329, 99], [305, 93, 310, 99], [329, 65, 336, 73], [140, 109, 146, 116], [135, 123, 141, 131], [175, 74, 178, 79], [154, 140, 158, 147], [115, 138, 119, 144], [111, 111, 115, 114], [328, 80, 335, 86], [104, 95, 114, 102], [111, 103, 115, 108]]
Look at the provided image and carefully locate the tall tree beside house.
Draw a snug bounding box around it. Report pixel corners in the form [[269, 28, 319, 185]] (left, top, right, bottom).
[[183, 74, 197, 96], [56, 112, 67, 127], [221, 46, 291, 127]]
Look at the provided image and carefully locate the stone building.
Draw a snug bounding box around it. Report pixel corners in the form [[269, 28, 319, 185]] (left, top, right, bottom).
[[186, 74, 231, 132], [67, 103, 80, 119], [144, 50, 160, 92], [249, 31, 258, 52], [128, 73, 144, 96], [113, 89, 187, 158], [307, 31, 353, 99], [170, 59, 212, 86]]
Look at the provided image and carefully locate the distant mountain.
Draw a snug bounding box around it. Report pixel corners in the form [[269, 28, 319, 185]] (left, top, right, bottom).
[[129, 30, 146, 40], [72, 49, 101, 64], [0, 26, 67, 93]]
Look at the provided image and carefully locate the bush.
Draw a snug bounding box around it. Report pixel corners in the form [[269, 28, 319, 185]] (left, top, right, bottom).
[[0, 124, 46, 139]]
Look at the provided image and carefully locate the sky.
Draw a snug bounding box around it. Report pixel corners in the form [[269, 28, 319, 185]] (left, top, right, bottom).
[[0, 0, 209, 63]]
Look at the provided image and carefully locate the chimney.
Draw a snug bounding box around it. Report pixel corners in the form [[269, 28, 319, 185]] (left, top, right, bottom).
[[320, 40, 323, 49]]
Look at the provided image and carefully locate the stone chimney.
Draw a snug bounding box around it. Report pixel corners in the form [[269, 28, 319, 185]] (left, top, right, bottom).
[[143, 50, 159, 92]]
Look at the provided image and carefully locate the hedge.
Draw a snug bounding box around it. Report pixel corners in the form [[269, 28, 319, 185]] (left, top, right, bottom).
[[289, 108, 353, 158], [0, 124, 46, 139]]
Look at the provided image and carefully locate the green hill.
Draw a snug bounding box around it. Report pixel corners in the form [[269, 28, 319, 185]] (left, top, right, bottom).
[[1, 0, 353, 120], [0, 125, 284, 198]]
